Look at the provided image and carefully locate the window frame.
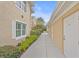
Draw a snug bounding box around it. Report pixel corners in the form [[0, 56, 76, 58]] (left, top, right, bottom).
[[21, 23, 26, 35], [15, 20, 26, 40], [16, 21, 21, 37]]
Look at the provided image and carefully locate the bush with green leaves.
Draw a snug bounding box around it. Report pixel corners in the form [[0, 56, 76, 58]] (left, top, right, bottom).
[[30, 25, 46, 35], [0, 46, 21, 58], [31, 29, 41, 35], [18, 35, 38, 52]]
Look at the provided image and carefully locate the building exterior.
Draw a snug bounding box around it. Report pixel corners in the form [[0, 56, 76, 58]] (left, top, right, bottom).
[[47, 1, 79, 57], [0, 1, 33, 46]]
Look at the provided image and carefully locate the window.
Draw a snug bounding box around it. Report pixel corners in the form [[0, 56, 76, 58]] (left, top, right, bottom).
[[16, 1, 26, 12], [21, 2, 26, 12], [22, 24, 26, 35], [16, 1, 21, 8], [16, 21, 26, 37]]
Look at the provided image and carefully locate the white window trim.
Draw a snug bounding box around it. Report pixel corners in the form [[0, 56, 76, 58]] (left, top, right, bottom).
[[12, 20, 27, 40], [16, 35, 26, 40]]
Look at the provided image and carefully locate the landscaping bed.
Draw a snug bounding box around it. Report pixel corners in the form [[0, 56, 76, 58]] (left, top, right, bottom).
[[0, 35, 39, 58], [0, 35, 40, 58], [0, 25, 46, 58], [0, 46, 21, 58]]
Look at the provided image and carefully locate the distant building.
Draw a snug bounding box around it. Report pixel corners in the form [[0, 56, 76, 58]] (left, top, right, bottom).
[[47, 1, 79, 57]]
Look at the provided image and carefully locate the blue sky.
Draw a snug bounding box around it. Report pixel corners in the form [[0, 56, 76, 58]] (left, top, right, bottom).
[[32, 1, 57, 24]]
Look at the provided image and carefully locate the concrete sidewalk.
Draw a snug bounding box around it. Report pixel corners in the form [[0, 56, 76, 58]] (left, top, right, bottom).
[[20, 32, 64, 58]]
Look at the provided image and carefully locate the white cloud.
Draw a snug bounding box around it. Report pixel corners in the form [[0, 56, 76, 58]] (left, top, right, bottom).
[[32, 11, 51, 24], [37, 6, 42, 11], [32, 4, 52, 24], [34, 4, 42, 11]]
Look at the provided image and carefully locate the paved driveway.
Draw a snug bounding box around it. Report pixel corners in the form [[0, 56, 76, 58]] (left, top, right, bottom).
[[20, 32, 64, 58]]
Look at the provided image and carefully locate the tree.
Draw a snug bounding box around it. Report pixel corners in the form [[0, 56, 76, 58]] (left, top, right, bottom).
[[36, 17, 45, 26]]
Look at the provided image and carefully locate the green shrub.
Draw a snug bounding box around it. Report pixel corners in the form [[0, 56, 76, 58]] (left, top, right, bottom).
[[31, 29, 41, 35], [4, 48, 21, 58], [31, 28, 43, 35], [0, 46, 21, 58], [18, 35, 38, 52], [30, 25, 46, 36]]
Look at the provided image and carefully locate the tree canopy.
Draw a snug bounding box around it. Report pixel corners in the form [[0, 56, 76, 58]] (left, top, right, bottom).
[[36, 17, 45, 26]]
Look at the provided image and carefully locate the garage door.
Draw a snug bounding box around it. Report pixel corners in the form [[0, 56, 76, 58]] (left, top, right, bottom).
[[64, 11, 79, 57]]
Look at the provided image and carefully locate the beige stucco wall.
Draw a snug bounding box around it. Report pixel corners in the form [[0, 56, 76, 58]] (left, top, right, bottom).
[[0, 1, 32, 46], [53, 18, 64, 53]]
